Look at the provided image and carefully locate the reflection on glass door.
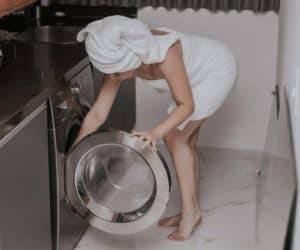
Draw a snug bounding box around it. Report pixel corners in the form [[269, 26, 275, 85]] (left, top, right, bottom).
[[256, 85, 297, 249]]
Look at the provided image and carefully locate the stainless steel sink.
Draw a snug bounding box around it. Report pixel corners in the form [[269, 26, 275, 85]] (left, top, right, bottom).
[[14, 26, 82, 45]]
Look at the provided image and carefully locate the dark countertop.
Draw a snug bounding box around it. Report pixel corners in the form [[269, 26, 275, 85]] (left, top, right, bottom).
[[0, 39, 87, 140]]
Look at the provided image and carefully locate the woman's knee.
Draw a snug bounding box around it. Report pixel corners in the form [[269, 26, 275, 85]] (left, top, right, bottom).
[[164, 130, 189, 152]]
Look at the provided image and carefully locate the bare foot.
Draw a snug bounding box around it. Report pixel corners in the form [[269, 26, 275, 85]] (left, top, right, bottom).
[[158, 213, 181, 227], [168, 210, 201, 241]]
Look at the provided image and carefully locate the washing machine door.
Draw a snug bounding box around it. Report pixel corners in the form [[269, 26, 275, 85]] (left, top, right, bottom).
[[65, 130, 171, 235]]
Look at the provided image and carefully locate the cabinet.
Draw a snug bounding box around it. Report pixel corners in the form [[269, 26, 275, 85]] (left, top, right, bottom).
[[0, 103, 52, 250]]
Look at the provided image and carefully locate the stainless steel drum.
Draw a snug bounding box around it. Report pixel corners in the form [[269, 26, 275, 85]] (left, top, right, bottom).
[[65, 130, 171, 235]]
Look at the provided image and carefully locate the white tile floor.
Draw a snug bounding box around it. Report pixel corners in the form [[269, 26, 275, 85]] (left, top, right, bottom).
[[75, 146, 263, 250]]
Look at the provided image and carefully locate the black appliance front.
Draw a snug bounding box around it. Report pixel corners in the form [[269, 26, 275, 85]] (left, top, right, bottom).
[[64, 56, 136, 132]]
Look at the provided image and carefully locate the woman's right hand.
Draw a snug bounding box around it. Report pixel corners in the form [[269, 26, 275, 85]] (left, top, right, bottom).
[[71, 73, 122, 149], [70, 113, 105, 150]]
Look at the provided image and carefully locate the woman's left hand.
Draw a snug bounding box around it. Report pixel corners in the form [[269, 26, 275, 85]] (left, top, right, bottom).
[[130, 129, 160, 151]]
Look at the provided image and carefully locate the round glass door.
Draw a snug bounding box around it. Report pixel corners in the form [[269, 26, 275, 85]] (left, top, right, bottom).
[[75, 144, 156, 222], [65, 130, 170, 234]]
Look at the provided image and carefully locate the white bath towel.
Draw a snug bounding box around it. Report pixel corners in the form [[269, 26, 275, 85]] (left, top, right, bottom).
[[77, 15, 178, 74]]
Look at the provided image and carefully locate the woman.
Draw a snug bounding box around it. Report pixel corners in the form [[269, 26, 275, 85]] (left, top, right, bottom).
[[74, 15, 238, 241]]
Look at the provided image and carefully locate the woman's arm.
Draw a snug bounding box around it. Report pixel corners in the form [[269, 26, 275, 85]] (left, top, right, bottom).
[[151, 41, 195, 138], [72, 74, 121, 147]]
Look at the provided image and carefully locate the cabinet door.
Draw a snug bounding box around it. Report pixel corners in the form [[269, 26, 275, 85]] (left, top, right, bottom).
[[0, 104, 52, 250], [256, 85, 297, 249]]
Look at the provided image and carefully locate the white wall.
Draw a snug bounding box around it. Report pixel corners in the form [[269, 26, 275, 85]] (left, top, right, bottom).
[[277, 1, 300, 249], [135, 7, 278, 152]]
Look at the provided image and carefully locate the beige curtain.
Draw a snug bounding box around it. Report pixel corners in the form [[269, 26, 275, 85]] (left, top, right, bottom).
[[88, 0, 280, 12]]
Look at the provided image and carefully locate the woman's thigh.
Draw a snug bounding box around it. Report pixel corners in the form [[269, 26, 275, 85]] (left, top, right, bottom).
[[182, 119, 206, 142], [164, 118, 207, 148]]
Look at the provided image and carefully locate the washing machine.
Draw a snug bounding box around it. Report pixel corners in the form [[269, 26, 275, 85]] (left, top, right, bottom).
[[48, 60, 172, 246], [48, 53, 144, 249], [63, 59, 171, 235]]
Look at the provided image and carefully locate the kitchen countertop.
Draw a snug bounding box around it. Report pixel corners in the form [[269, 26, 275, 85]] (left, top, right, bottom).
[[0, 0, 37, 18], [0, 39, 87, 140]]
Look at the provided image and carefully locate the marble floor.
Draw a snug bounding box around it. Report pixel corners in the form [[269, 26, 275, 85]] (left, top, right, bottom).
[[75, 146, 263, 250]]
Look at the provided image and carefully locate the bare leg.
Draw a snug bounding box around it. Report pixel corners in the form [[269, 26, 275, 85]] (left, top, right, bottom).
[[159, 120, 206, 241], [158, 128, 201, 228], [190, 128, 201, 202]]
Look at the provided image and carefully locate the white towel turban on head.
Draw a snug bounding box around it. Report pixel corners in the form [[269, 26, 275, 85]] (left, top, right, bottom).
[[77, 15, 161, 74]]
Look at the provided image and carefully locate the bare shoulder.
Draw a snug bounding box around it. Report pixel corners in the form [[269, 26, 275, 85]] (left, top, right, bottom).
[[157, 44, 188, 88], [150, 29, 184, 74], [167, 40, 183, 57], [158, 41, 183, 69]]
